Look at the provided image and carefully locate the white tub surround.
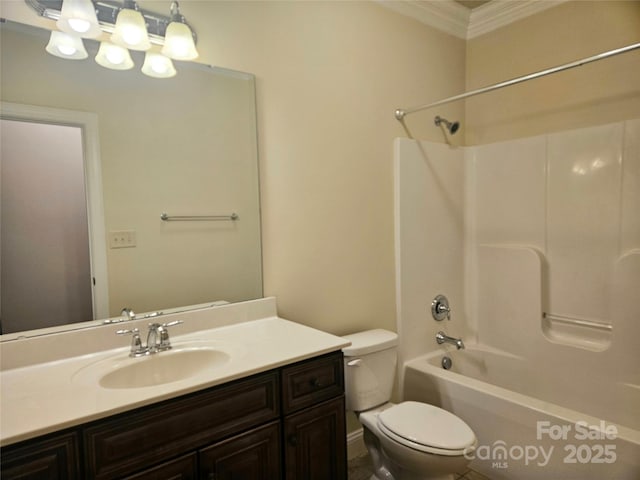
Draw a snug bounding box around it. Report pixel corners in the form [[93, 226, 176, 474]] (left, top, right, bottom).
[[395, 119, 640, 479], [0, 297, 350, 446]]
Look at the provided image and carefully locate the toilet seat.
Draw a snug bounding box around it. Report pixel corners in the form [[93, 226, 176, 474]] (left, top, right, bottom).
[[377, 401, 476, 456]]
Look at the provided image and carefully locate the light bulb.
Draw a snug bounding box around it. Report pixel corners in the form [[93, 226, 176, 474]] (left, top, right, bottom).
[[142, 52, 176, 78], [58, 44, 78, 56], [95, 42, 134, 70], [57, 0, 101, 38], [111, 6, 151, 51], [162, 21, 198, 60], [45, 31, 88, 60], [68, 18, 91, 33]]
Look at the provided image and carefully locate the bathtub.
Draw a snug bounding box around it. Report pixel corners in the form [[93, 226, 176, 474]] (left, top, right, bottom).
[[402, 345, 640, 480]]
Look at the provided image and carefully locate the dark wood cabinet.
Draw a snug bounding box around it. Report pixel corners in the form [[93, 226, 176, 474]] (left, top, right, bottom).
[[123, 453, 197, 480], [0, 431, 80, 480], [283, 396, 346, 480], [1, 351, 346, 480], [280, 352, 347, 480], [199, 421, 280, 480], [83, 372, 279, 479]]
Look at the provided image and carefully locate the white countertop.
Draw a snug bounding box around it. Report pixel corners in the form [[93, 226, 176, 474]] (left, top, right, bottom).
[[0, 300, 350, 446]]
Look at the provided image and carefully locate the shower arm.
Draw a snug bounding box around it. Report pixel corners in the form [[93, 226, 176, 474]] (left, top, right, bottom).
[[394, 42, 640, 121]]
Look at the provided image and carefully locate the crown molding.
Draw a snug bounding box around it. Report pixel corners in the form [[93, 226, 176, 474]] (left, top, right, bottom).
[[376, 0, 470, 40], [377, 0, 568, 40], [468, 0, 567, 39]]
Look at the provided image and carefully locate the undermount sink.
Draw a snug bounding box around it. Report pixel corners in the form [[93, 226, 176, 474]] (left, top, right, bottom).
[[73, 345, 233, 390]]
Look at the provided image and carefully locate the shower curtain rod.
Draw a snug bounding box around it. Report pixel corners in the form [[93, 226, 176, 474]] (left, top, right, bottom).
[[394, 42, 640, 121]]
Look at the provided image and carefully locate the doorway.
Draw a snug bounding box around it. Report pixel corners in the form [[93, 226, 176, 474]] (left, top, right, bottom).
[[0, 103, 108, 334]]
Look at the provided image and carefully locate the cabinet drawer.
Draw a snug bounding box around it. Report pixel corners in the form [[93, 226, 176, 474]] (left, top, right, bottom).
[[84, 371, 279, 480], [123, 453, 197, 480], [281, 352, 344, 414]]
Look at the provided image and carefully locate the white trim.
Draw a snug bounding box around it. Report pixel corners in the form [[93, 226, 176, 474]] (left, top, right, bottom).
[[377, 0, 568, 40], [347, 428, 367, 460], [0, 102, 110, 320], [376, 0, 470, 40], [468, 0, 567, 39]]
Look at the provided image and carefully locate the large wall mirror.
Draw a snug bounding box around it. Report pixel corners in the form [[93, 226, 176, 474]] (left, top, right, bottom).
[[0, 19, 262, 337]]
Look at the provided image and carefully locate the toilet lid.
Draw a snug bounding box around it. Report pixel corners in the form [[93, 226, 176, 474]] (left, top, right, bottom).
[[377, 402, 475, 453]]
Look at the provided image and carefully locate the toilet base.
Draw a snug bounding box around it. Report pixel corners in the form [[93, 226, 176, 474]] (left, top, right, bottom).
[[360, 405, 471, 480]]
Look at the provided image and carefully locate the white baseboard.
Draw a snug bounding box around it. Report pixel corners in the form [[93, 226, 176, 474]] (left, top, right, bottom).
[[347, 428, 367, 460]]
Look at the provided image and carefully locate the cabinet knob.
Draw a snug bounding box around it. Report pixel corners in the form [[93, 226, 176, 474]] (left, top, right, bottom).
[[310, 377, 322, 388], [288, 434, 298, 446]]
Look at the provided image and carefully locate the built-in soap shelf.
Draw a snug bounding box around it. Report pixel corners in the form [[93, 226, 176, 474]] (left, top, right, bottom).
[[541, 312, 612, 352]]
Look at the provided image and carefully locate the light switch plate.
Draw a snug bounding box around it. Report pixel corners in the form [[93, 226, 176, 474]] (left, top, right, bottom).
[[109, 230, 136, 248]]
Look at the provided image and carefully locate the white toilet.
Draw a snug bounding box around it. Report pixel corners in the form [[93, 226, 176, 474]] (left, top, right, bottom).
[[342, 329, 476, 480]]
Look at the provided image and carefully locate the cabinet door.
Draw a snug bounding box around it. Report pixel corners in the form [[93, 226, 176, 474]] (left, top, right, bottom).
[[0, 431, 80, 480], [283, 396, 347, 480], [199, 421, 280, 480], [122, 453, 197, 480]]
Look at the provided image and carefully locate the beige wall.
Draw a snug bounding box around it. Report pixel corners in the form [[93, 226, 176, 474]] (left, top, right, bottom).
[[465, 0, 640, 145], [182, 0, 467, 334]]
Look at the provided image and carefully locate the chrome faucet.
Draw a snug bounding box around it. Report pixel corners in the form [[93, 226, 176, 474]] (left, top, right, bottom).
[[116, 327, 149, 357], [102, 307, 136, 324], [436, 331, 465, 350], [121, 307, 136, 321], [116, 321, 183, 357], [147, 321, 183, 353]]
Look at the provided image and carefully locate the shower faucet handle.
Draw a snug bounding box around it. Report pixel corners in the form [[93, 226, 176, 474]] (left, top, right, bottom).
[[431, 295, 451, 321]]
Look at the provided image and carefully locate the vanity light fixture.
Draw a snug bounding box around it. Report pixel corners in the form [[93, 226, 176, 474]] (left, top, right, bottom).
[[95, 41, 134, 70], [45, 30, 88, 59], [111, 0, 151, 51], [161, 1, 199, 61], [56, 0, 101, 38], [28, 0, 199, 79], [141, 52, 176, 78]]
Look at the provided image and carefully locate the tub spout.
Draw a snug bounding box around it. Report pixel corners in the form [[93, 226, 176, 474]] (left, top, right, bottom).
[[436, 331, 465, 350]]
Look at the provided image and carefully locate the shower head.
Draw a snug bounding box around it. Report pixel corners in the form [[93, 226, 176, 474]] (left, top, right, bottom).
[[434, 115, 460, 135]]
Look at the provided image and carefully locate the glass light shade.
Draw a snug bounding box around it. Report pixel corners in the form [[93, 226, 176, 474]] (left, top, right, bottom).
[[141, 52, 176, 78], [111, 8, 151, 51], [57, 0, 101, 38], [161, 21, 198, 60], [45, 31, 88, 60], [95, 42, 134, 70]]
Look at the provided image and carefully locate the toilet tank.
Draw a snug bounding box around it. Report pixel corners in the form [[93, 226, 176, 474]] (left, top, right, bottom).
[[342, 329, 398, 412]]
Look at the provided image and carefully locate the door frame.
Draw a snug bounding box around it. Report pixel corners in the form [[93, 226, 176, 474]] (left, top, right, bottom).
[[1, 101, 109, 320]]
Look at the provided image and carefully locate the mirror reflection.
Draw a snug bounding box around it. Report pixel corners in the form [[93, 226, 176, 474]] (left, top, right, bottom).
[[0, 20, 262, 336]]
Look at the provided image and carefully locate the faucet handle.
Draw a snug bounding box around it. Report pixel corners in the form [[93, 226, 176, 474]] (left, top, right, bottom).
[[431, 295, 451, 321], [161, 320, 183, 328], [148, 320, 183, 352], [116, 327, 140, 336], [116, 328, 149, 357]]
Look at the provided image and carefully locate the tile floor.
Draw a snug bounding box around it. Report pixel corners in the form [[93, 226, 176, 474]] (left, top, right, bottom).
[[348, 452, 492, 480]]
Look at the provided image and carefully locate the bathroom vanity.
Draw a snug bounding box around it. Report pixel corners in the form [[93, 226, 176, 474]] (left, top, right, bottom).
[[0, 298, 350, 479]]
